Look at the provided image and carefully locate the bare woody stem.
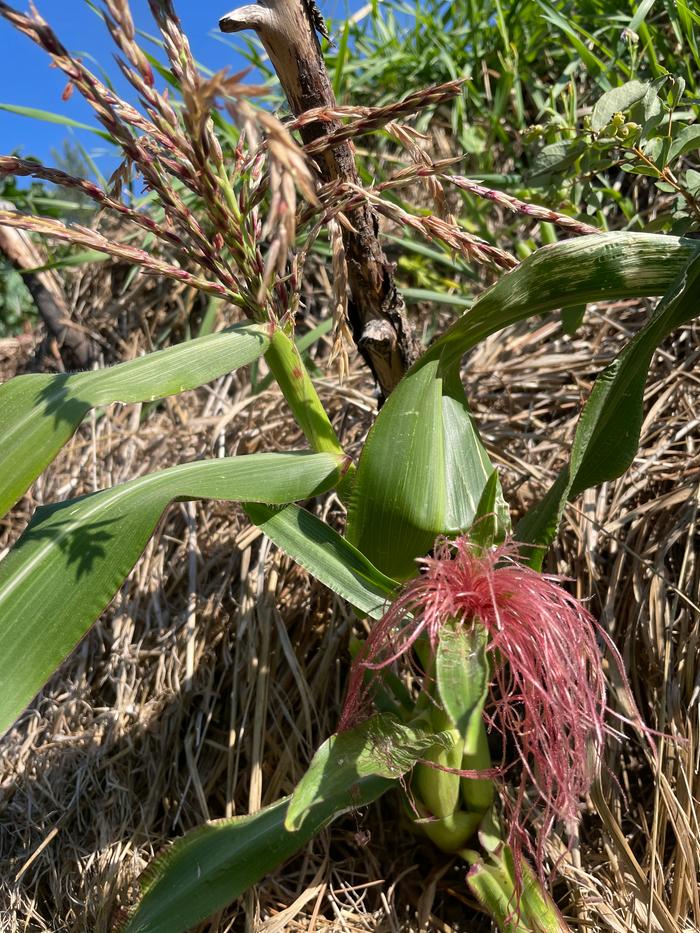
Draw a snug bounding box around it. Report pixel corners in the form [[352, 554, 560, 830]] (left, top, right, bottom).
[[220, 0, 419, 398]]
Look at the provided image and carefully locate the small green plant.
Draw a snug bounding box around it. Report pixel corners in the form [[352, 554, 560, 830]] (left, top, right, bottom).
[[0, 1, 698, 931], [527, 75, 700, 232]]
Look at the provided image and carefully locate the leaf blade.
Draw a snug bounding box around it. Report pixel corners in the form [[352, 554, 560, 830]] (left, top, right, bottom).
[[122, 714, 442, 933], [0, 323, 269, 518], [0, 452, 341, 736], [244, 502, 398, 618], [517, 249, 700, 561], [424, 233, 699, 372], [286, 714, 453, 831]]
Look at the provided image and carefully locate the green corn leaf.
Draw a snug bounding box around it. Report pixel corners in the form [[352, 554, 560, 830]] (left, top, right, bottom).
[[121, 714, 443, 933], [441, 368, 500, 535], [422, 233, 699, 373], [470, 471, 511, 549], [120, 795, 376, 933], [346, 356, 501, 580], [0, 452, 341, 737], [0, 323, 269, 519], [346, 233, 697, 582], [286, 714, 454, 830], [346, 359, 447, 579], [517, 249, 700, 564], [244, 503, 398, 618]]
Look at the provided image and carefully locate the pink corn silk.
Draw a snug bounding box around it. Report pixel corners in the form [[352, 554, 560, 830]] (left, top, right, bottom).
[[339, 537, 635, 872]]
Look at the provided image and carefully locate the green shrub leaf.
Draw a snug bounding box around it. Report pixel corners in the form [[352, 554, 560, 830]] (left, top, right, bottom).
[[668, 123, 700, 162], [591, 79, 649, 131]]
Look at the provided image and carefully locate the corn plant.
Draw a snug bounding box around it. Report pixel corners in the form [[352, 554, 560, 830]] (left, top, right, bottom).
[[0, 1, 698, 931]]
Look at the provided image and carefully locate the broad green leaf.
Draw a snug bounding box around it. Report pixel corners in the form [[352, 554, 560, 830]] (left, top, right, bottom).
[[421, 233, 700, 373], [244, 502, 398, 618], [470, 470, 510, 548], [621, 163, 661, 177], [668, 123, 700, 161], [591, 79, 649, 131], [517, 249, 700, 562], [120, 793, 376, 933], [685, 169, 700, 196], [0, 323, 269, 518], [0, 452, 341, 736], [346, 358, 504, 581], [121, 714, 442, 933], [436, 624, 489, 752], [286, 714, 454, 830], [441, 369, 499, 535], [351, 237, 677, 583], [346, 359, 447, 580], [530, 140, 581, 177]]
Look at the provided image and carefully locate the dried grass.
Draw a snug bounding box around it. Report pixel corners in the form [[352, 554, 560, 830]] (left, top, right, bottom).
[[0, 253, 698, 932]]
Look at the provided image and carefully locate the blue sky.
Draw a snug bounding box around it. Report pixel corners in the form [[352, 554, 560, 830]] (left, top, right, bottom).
[[0, 0, 358, 173]]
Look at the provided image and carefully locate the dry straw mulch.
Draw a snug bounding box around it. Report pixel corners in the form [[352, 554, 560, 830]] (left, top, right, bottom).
[[0, 255, 698, 933]]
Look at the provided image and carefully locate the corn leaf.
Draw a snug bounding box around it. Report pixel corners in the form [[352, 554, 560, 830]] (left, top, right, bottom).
[[0, 323, 269, 519], [517, 248, 700, 564], [345, 370, 500, 577], [286, 713, 454, 830], [121, 714, 442, 933], [440, 368, 499, 534], [423, 232, 700, 372], [121, 798, 328, 933], [345, 234, 697, 580], [244, 502, 398, 617], [346, 359, 449, 579], [0, 452, 341, 736], [436, 624, 489, 750], [467, 846, 568, 932]]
